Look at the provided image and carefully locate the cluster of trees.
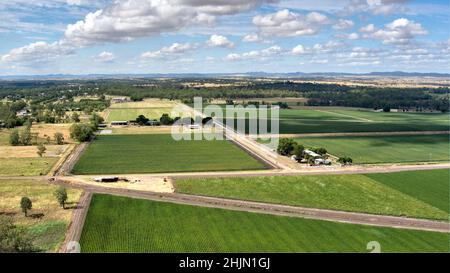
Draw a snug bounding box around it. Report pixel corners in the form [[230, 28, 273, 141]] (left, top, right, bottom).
[[277, 138, 330, 164], [306, 88, 449, 112], [9, 123, 33, 146], [70, 113, 104, 142], [277, 138, 305, 161], [0, 216, 34, 253], [0, 101, 28, 128], [337, 156, 353, 165]]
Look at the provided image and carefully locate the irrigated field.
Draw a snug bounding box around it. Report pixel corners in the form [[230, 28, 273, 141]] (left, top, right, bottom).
[[72, 134, 266, 174], [217, 106, 449, 134], [293, 135, 449, 164], [175, 169, 449, 220], [79, 194, 449, 253], [0, 179, 82, 252], [366, 169, 449, 213]]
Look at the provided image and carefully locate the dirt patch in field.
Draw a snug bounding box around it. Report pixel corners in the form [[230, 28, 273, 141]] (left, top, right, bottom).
[[70, 176, 175, 193]]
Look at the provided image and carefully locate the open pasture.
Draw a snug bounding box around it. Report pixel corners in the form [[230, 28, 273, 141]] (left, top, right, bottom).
[[0, 179, 82, 252], [79, 194, 449, 253]]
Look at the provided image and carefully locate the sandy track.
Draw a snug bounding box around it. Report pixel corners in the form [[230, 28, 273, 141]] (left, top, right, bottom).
[[51, 178, 449, 234], [59, 191, 92, 253]]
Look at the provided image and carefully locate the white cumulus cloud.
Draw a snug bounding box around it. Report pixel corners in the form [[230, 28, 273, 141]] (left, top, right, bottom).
[[207, 34, 235, 48]]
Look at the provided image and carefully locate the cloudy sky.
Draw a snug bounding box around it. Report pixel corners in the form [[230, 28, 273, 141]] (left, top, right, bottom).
[[0, 0, 448, 75]]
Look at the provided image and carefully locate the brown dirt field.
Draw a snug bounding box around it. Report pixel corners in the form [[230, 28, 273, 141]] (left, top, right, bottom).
[[0, 179, 82, 226], [31, 123, 75, 144]]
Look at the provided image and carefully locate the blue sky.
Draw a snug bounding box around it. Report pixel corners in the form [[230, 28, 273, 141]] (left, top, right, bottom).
[[0, 0, 448, 75]]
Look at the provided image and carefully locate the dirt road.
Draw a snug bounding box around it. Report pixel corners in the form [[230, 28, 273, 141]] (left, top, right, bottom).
[[59, 191, 92, 253], [51, 177, 449, 233]]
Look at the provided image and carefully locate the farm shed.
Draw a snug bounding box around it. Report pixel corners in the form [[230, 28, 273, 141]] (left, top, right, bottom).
[[110, 121, 129, 126]]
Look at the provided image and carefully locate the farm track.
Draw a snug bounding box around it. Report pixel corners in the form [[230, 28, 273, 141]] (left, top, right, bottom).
[[59, 191, 92, 253], [51, 177, 450, 234]]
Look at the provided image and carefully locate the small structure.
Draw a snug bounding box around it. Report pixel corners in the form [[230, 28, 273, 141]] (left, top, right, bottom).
[[16, 109, 29, 117], [95, 177, 119, 183], [314, 158, 332, 165], [98, 123, 107, 128], [110, 121, 129, 126], [146, 120, 160, 126], [188, 124, 200, 130], [112, 97, 129, 103], [303, 149, 321, 159]]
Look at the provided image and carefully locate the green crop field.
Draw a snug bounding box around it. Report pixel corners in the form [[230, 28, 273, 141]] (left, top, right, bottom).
[[366, 169, 449, 213], [292, 134, 449, 164], [72, 134, 266, 174], [175, 169, 449, 220], [79, 194, 449, 253], [0, 130, 10, 145], [0, 157, 59, 176], [106, 108, 174, 122], [214, 106, 449, 134]]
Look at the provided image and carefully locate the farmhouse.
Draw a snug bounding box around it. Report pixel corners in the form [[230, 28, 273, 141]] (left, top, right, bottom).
[[303, 149, 321, 158], [110, 121, 129, 126]]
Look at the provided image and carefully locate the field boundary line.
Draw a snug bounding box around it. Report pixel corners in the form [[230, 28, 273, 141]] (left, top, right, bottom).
[[59, 191, 92, 253]]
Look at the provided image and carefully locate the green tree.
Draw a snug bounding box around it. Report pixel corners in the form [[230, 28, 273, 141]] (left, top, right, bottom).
[[20, 197, 32, 217], [20, 127, 32, 146], [338, 156, 353, 165], [277, 138, 297, 156], [9, 130, 20, 146], [0, 216, 34, 253], [292, 143, 305, 161], [54, 187, 68, 209], [90, 113, 104, 130], [70, 123, 94, 142], [136, 115, 149, 126], [54, 132, 65, 145], [159, 113, 174, 125], [36, 144, 46, 157], [71, 112, 80, 123]]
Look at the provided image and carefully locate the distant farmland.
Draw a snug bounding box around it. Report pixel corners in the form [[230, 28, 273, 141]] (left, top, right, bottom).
[[79, 194, 449, 253], [106, 108, 174, 122], [175, 169, 449, 220], [72, 134, 266, 174], [293, 134, 449, 164], [218, 107, 449, 134]]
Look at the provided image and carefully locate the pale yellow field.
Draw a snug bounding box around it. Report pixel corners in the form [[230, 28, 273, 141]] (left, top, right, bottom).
[[30, 123, 75, 144], [109, 98, 179, 109], [110, 126, 174, 135], [0, 145, 69, 158], [0, 179, 82, 252]]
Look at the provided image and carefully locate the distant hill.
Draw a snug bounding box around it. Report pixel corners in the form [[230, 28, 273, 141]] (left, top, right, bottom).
[[0, 71, 449, 80]]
